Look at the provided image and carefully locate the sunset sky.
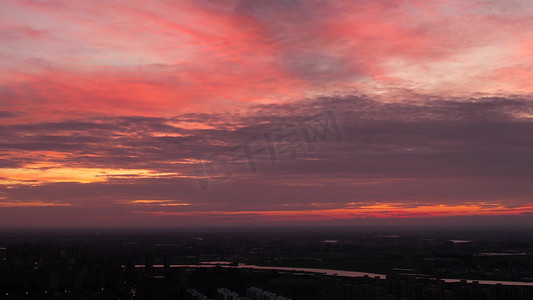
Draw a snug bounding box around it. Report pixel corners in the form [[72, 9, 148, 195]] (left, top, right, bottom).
[[1, 0, 533, 227]]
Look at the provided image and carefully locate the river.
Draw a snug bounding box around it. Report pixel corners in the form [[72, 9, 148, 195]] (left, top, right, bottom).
[[129, 262, 533, 287]]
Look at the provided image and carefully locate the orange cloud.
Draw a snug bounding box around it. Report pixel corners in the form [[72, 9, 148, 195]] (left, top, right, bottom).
[[0, 165, 182, 185], [131, 203, 533, 223]]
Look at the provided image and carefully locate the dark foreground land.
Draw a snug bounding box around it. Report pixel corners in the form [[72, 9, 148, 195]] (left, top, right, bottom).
[[0, 226, 532, 299]]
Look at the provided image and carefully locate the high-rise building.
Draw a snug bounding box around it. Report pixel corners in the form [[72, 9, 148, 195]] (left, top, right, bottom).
[[217, 287, 240, 300], [246, 287, 291, 300], [217, 287, 251, 300], [186, 288, 213, 300]]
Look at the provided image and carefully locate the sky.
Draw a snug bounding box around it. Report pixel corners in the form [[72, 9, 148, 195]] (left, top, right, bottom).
[[1, 0, 533, 228]]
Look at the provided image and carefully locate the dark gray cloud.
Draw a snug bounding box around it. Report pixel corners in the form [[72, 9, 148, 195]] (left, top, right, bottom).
[[0, 111, 18, 119], [1, 94, 532, 217]]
